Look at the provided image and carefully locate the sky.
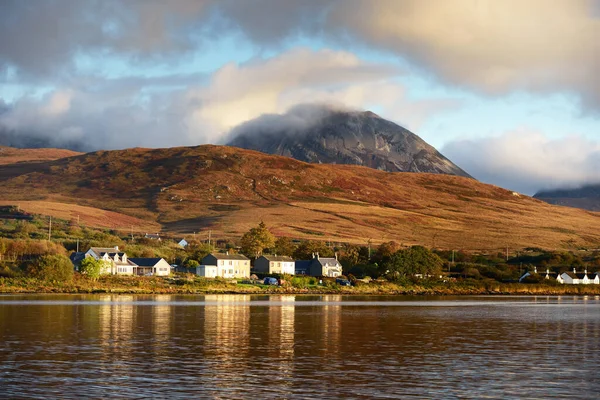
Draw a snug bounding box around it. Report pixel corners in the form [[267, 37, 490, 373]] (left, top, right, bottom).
[[0, 0, 599, 195]]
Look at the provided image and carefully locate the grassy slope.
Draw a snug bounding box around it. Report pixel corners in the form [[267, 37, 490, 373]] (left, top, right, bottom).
[[1, 144, 600, 250]]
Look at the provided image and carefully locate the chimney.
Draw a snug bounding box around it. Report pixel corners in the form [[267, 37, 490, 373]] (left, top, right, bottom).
[[573, 268, 577, 274], [547, 269, 550, 274], [316, 252, 320, 260], [115, 246, 119, 251], [312, 252, 315, 259], [585, 268, 588, 275], [226, 250, 229, 255], [534, 266, 537, 274], [335, 252, 338, 260]]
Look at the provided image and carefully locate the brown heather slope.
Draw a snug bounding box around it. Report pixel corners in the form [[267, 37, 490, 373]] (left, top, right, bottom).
[[0, 146, 81, 165], [1, 144, 599, 251]]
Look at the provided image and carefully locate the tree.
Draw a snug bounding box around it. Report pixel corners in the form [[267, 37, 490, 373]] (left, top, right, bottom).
[[26, 254, 74, 282], [273, 237, 297, 256], [79, 257, 103, 280], [384, 246, 443, 279], [292, 240, 334, 260], [240, 222, 275, 257]]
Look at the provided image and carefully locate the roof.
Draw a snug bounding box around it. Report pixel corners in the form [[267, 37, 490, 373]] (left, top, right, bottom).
[[208, 253, 250, 260], [103, 252, 125, 257], [260, 255, 294, 262], [89, 246, 119, 254], [562, 272, 578, 279], [316, 257, 341, 267], [129, 258, 164, 267]]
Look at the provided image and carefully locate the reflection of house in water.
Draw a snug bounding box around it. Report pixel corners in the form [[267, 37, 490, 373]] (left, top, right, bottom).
[[319, 295, 342, 356], [203, 295, 251, 363], [268, 296, 296, 378], [97, 295, 136, 360]]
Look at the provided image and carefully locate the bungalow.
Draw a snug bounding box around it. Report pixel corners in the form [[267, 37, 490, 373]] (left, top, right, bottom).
[[309, 253, 343, 277], [254, 255, 295, 275], [178, 239, 188, 248], [197, 253, 251, 278], [129, 258, 171, 276]]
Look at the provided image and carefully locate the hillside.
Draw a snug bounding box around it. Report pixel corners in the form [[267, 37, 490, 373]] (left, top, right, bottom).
[[534, 185, 600, 211], [1, 144, 599, 251], [228, 107, 471, 177], [0, 146, 81, 165]]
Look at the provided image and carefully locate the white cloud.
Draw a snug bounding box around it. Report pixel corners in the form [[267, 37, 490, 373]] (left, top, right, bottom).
[[2, 48, 430, 150], [442, 130, 600, 195]]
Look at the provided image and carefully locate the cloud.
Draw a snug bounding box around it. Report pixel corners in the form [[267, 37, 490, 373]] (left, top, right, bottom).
[[3, 0, 599, 112], [0, 48, 409, 150], [442, 130, 600, 195]]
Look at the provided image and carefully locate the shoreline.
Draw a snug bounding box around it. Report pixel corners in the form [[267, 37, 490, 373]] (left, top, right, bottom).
[[3, 276, 600, 296]]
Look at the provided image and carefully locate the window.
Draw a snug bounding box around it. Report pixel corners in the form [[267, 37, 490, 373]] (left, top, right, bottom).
[[229, 260, 233, 265]]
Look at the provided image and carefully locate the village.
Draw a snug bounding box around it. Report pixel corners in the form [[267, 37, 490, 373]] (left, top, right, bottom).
[[70, 243, 345, 284]]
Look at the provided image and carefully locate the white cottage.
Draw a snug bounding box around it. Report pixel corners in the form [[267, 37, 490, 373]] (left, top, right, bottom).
[[84, 246, 132, 275], [198, 253, 251, 278], [129, 258, 171, 276], [254, 255, 295, 275]]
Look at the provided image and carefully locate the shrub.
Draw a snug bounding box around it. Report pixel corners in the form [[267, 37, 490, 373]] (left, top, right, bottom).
[[26, 254, 74, 282]]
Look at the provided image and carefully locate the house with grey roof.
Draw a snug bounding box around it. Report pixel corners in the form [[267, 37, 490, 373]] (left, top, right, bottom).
[[198, 253, 251, 278], [309, 253, 343, 277], [84, 246, 132, 275], [254, 255, 295, 275]]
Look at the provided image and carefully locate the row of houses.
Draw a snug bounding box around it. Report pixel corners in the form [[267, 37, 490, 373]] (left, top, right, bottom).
[[70, 246, 171, 276], [195, 252, 343, 278], [71, 246, 343, 278], [519, 267, 600, 285]]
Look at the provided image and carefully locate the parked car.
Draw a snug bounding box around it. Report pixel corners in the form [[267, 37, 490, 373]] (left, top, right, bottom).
[[264, 277, 279, 286], [336, 278, 351, 286]]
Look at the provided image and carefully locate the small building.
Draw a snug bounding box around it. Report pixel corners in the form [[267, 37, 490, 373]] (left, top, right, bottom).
[[309, 253, 343, 277], [178, 239, 188, 248], [198, 253, 251, 278], [129, 258, 171, 276], [196, 265, 218, 278], [254, 255, 295, 275], [144, 233, 161, 241]]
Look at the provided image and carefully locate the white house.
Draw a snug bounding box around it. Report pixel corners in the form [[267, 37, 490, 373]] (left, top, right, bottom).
[[196, 265, 218, 278], [559, 269, 599, 285], [309, 253, 343, 277], [178, 239, 188, 248], [254, 255, 295, 275], [519, 267, 559, 283], [84, 246, 131, 275], [129, 258, 171, 276], [198, 253, 251, 278]]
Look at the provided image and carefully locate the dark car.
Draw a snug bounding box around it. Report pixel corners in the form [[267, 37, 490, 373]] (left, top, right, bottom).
[[336, 278, 351, 286], [264, 277, 279, 285]]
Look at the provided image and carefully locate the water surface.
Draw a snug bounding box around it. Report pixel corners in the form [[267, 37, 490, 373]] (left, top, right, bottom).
[[1, 295, 599, 399]]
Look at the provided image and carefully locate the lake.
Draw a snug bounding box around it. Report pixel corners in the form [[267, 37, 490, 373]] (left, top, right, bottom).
[[1, 294, 599, 399]]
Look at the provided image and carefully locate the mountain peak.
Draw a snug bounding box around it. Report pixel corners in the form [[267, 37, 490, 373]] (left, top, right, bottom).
[[228, 105, 471, 178]]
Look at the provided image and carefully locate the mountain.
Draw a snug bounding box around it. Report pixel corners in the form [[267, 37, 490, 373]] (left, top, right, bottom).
[[1, 144, 600, 250], [228, 107, 471, 177], [534, 185, 600, 211]]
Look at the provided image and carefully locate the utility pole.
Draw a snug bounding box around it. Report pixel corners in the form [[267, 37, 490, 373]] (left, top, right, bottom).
[[130, 226, 134, 241], [506, 246, 509, 261], [48, 216, 52, 241], [208, 230, 211, 247], [76, 238, 79, 253]]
